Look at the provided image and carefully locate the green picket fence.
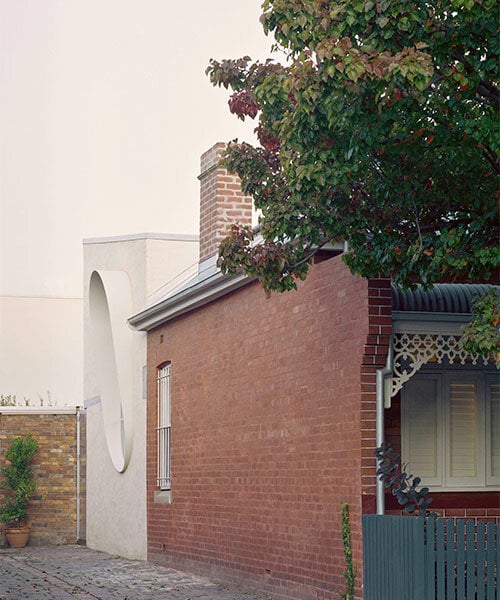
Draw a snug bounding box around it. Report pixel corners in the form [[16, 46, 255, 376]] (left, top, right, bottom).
[[362, 515, 498, 600]]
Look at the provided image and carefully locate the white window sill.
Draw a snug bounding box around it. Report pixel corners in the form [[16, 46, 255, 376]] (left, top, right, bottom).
[[154, 490, 172, 504]]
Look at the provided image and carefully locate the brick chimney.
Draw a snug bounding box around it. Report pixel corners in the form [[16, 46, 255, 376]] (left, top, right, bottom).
[[198, 143, 253, 264]]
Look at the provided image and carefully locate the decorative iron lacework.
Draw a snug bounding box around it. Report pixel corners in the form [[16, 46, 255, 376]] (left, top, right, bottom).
[[391, 333, 492, 397]]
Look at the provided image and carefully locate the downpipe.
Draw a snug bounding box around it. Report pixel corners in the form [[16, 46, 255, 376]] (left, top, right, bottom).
[[375, 338, 393, 515], [76, 407, 81, 542]]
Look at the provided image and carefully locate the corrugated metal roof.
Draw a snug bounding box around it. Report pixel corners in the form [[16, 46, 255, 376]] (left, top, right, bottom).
[[391, 283, 498, 314]]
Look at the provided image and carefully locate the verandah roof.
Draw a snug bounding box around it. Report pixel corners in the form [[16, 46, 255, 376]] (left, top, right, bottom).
[[391, 283, 497, 314]]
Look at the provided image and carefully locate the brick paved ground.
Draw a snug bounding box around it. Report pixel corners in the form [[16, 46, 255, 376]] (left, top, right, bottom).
[[0, 545, 271, 600]]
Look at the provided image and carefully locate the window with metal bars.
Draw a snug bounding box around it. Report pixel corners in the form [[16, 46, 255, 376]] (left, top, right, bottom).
[[157, 363, 171, 490]]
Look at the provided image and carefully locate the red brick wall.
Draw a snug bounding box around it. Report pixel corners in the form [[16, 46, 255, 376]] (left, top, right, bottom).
[[147, 256, 371, 600], [360, 278, 392, 515], [385, 495, 500, 522], [0, 411, 85, 546]]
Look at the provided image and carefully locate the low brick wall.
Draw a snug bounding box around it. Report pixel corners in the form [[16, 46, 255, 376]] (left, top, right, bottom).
[[0, 408, 85, 546]]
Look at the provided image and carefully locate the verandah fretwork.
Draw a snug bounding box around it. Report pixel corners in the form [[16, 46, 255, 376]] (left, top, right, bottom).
[[391, 333, 492, 397]]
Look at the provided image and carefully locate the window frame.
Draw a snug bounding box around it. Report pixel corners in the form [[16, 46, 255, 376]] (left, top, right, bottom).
[[401, 367, 499, 492]]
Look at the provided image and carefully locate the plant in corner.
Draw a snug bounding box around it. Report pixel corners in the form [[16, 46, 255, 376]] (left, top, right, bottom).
[[0, 434, 39, 547], [339, 502, 356, 600], [375, 443, 433, 516]]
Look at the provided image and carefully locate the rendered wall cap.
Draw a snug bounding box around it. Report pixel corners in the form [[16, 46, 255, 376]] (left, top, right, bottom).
[[83, 232, 198, 245], [0, 407, 81, 415]]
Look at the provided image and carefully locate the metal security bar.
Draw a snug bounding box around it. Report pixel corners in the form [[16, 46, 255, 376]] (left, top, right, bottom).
[[156, 363, 171, 490]]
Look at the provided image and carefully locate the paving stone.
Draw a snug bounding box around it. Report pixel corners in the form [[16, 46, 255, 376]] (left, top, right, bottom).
[[0, 546, 271, 600]]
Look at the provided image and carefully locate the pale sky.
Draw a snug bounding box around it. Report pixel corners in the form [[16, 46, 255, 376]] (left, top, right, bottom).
[[0, 1, 272, 298]]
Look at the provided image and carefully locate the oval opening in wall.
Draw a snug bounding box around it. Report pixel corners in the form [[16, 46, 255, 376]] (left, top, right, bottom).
[[89, 270, 133, 473]]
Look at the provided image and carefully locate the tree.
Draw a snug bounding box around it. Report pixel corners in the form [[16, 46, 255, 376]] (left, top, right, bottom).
[[460, 288, 500, 364], [207, 0, 498, 293]]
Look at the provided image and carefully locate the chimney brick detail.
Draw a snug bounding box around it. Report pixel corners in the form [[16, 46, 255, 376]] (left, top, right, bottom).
[[198, 143, 253, 263]]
